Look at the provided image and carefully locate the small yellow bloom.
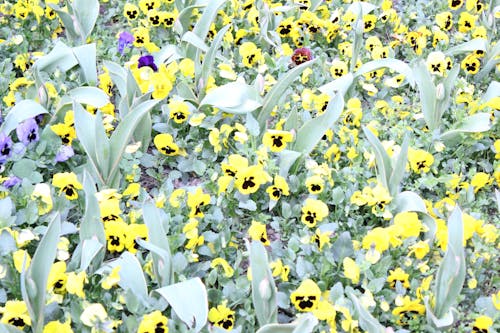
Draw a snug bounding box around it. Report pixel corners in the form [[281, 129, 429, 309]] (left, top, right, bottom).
[[211, 258, 234, 277]]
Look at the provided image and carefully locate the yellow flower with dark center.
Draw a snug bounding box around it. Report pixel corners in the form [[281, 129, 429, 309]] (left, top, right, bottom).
[[405, 31, 426, 55], [330, 59, 348, 78], [301, 198, 329, 228], [262, 130, 293, 152], [362, 227, 390, 253], [448, 0, 463, 10], [47, 261, 67, 294], [343, 257, 360, 284], [306, 175, 324, 194], [208, 301, 235, 330], [51, 122, 76, 145], [239, 42, 262, 68], [458, 11, 476, 32], [392, 296, 425, 326], [138, 311, 168, 333], [432, 29, 449, 47], [126, 223, 148, 253], [343, 97, 363, 127], [248, 220, 270, 245], [234, 164, 272, 195], [426, 51, 447, 76], [52, 172, 83, 200], [466, 0, 485, 13], [133, 27, 150, 48], [290, 279, 321, 312], [154, 133, 180, 156], [266, 175, 290, 201], [139, 0, 159, 14], [187, 187, 210, 218], [470, 172, 492, 193], [387, 267, 410, 288], [98, 70, 113, 96], [123, 3, 139, 20], [99, 197, 123, 223], [0, 300, 31, 329], [277, 17, 295, 37], [147, 9, 162, 26], [104, 220, 128, 253], [408, 148, 434, 174], [211, 258, 234, 277], [270, 259, 290, 281], [408, 240, 430, 259], [311, 228, 332, 251], [371, 46, 389, 59], [365, 36, 382, 52], [163, 10, 177, 28], [152, 71, 173, 100], [168, 99, 191, 124], [472, 315, 493, 332], [461, 54, 481, 74], [363, 14, 377, 32], [436, 11, 453, 31]]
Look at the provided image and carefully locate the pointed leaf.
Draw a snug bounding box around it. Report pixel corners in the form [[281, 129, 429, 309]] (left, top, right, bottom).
[[0, 100, 48, 135], [73, 43, 97, 84], [256, 314, 318, 333], [362, 126, 391, 189], [68, 87, 109, 108], [73, 0, 99, 41], [347, 288, 385, 333], [354, 58, 415, 87], [200, 82, 262, 114], [413, 60, 437, 130], [388, 133, 409, 196]]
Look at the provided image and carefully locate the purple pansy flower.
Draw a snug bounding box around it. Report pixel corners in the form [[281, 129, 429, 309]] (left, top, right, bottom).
[[118, 31, 134, 55], [3, 176, 21, 189], [55, 145, 75, 162], [0, 132, 13, 164], [16, 117, 39, 146], [138, 55, 158, 72]]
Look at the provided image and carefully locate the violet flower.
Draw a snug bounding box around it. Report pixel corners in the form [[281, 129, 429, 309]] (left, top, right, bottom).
[[138, 55, 158, 72], [16, 117, 39, 146], [55, 145, 74, 162], [118, 31, 134, 55], [0, 132, 13, 164], [3, 176, 21, 189]]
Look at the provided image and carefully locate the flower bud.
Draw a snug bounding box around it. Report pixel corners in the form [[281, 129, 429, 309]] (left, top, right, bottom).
[[259, 278, 272, 301], [436, 83, 445, 100], [38, 84, 48, 107]]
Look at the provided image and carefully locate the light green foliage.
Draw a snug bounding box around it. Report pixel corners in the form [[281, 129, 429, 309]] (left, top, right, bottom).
[[346, 287, 385, 333], [256, 314, 318, 333], [0, 100, 48, 136], [200, 82, 262, 114]]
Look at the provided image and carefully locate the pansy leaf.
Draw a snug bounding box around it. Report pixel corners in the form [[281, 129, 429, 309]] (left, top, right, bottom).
[[155, 278, 208, 333], [0, 100, 48, 136]]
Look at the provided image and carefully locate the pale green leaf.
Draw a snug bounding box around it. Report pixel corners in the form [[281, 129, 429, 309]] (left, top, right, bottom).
[[0, 324, 24, 333], [413, 60, 437, 130], [394, 191, 427, 213], [93, 112, 110, 180], [347, 288, 385, 333], [46, 7, 79, 42], [142, 201, 173, 287], [481, 81, 500, 103], [73, 0, 99, 41], [73, 43, 97, 84], [440, 113, 491, 142], [22, 214, 61, 332], [200, 82, 262, 114], [256, 314, 318, 333], [182, 31, 209, 53], [1, 100, 48, 135], [111, 251, 149, 303], [250, 241, 277, 327], [278, 150, 302, 178], [103, 60, 127, 97], [318, 73, 354, 96], [294, 93, 344, 156], [80, 238, 104, 272], [68, 87, 109, 108], [354, 58, 415, 87], [346, 1, 378, 15], [362, 126, 391, 190], [444, 38, 487, 56], [155, 278, 208, 333], [34, 40, 78, 73], [388, 133, 409, 196], [425, 297, 456, 329], [257, 58, 318, 129]]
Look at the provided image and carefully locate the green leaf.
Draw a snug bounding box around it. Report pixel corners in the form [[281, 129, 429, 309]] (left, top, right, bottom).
[[199, 24, 231, 99], [93, 112, 111, 180], [331, 232, 354, 262], [142, 201, 173, 287], [155, 278, 208, 333], [176, 4, 206, 35], [293, 93, 344, 156], [444, 38, 487, 57], [73, 0, 99, 42], [432, 206, 466, 319], [111, 251, 149, 304], [257, 58, 318, 129], [12, 159, 36, 179], [346, 288, 385, 333], [73, 43, 97, 84], [388, 133, 409, 196], [318, 73, 354, 96], [200, 82, 262, 114], [250, 241, 277, 327], [103, 60, 127, 97], [47, 6, 79, 42], [0, 100, 48, 135], [393, 191, 428, 213], [79, 171, 105, 271], [21, 213, 61, 333], [80, 238, 104, 272], [346, 1, 378, 15], [413, 60, 437, 131], [73, 102, 105, 186], [68, 87, 110, 108], [362, 126, 391, 190], [182, 31, 209, 53], [481, 81, 500, 103], [354, 58, 415, 87], [186, 0, 227, 60], [425, 297, 456, 329], [107, 99, 159, 187], [256, 314, 318, 333], [440, 113, 492, 142]]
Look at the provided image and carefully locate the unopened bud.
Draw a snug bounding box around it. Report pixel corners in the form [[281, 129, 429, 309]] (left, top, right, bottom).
[[38, 84, 48, 107], [259, 278, 272, 300]]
